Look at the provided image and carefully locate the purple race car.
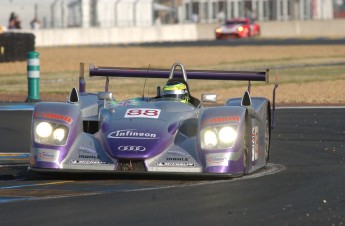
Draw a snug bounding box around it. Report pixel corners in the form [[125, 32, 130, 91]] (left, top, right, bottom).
[[29, 62, 277, 177]]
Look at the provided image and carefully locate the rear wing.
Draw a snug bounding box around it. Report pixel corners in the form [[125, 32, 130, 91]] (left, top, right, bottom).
[[88, 64, 269, 82], [79, 62, 277, 128]]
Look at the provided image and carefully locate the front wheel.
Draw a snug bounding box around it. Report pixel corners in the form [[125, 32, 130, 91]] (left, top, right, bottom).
[[243, 121, 252, 174], [264, 111, 271, 163]]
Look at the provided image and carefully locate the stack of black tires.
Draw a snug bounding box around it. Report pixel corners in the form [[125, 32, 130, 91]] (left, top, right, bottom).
[[0, 32, 35, 62]]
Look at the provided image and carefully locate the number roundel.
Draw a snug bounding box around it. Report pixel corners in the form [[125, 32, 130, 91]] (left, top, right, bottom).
[[125, 108, 161, 119]]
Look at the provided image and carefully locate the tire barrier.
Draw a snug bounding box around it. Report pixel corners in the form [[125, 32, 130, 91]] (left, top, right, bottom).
[[0, 32, 35, 63]]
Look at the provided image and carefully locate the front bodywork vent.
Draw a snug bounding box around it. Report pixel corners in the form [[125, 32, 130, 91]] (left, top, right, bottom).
[[116, 160, 146, 172]]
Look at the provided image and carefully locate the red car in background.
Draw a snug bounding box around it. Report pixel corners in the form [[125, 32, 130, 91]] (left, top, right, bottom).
[[215, 18, 260, 39]]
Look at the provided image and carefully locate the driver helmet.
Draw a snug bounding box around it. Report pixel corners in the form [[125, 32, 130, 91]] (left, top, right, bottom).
[[162, 80, 190, 103]]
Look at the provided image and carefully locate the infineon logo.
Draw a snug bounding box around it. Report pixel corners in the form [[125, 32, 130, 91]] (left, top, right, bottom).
[[37, 149, 60, 163], [108, 129, 158, 139], [206, 153, 230, 167]]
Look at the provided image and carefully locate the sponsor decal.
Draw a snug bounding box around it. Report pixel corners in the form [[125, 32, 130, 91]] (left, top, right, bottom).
[[78, 147, 97, 155], [108, 129, 158, 139], [167, 150, 191, 157], [118, 101, 128, 106], [125, 108, 161, 119], [78, 147, 99, 159], [118, 146, 146, 152], [203, 116, 240, 125], [251, 126, 259, 161], [119, 100, 141, 106], [111, 101, 134, 107], [69, 160, 109, 165], [37, 149, 60, 163], [156, 162, 195, 167], [206, 153, 230, 167], [34, 112, 73, 124], [78, 154, 100, 159], [166, 157, 189, 161]]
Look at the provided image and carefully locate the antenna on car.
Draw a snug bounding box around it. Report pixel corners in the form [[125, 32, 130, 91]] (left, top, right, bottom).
[[247, 80, 251, 94], [105, 76, 109, 92], [271, 70, 279, 128], [142, 64, 150, 100], [79, 62, 86, 92]]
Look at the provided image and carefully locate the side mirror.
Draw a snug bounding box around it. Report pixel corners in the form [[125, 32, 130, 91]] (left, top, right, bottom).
[[98, 92, 113, 101], [201, 94, 217, 103]]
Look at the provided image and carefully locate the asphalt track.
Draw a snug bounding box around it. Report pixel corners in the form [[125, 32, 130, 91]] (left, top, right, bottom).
[[0, 106, 344, 226]]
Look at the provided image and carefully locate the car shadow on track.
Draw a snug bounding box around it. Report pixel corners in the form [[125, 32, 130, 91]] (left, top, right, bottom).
[[0, 163, 285, 182]]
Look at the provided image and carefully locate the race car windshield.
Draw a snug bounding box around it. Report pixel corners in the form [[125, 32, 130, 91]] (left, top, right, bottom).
[[161, 94, 187, 100], [225, 21, 246, 25]]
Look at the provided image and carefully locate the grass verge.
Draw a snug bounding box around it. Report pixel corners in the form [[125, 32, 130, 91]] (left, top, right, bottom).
[[1, 45, 345, 105]]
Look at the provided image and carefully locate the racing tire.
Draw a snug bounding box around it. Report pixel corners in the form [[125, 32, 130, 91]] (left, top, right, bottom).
[[264, 110, 271, 163], [243, 146, 250, 175], [256, 28, 261, 36], [243, 121, 252, 174]]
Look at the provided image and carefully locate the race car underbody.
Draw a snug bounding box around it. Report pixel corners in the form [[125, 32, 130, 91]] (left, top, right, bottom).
[[29, 62, 278, 177]]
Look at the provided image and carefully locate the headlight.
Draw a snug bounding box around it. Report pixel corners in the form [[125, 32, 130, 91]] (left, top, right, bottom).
[[53, 128, 66, 142], [36, 122, 53, 138], [219, 126, 237, 144], [238, 26, 244, 32], [201, 125, 238, 150], [34, 121, 69, 146], [202, 129, 218, 149], [215, 28, 223, 33]]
